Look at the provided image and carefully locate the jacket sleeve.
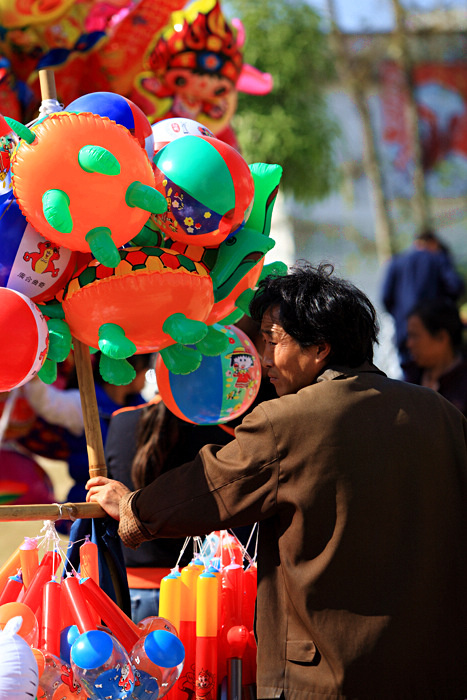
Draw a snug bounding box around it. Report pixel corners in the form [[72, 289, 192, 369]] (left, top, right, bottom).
[[437, 253, 465, 300], [381, 259, 397, 313], [23, 379, 84, 436], [118, 404, 281, 549]]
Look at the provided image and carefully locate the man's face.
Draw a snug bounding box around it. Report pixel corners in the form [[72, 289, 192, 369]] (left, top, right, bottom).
[[260, 306, 329, 397]]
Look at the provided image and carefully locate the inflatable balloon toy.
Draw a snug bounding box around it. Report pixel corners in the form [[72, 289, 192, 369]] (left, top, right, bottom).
[[34, 648, 83, 700], [151, 117, 215, 154], [35, 158, 282, 382], [132, 0, 273, 149], [38, 217, 274, 383], [65, 91, 155, 160], [0, 616, 40, 700], [155, 323, 261, 424], [71, 628, 135, 700], [0, 192, 77, 303], [132, 117, 216, 248], [152, 134, 255, 248], [0, 287, 49, 391], [5, 111, 167, 268], [0, 602, 39, 646], [130, 628, 185, 699], [204, 162, 285, 325], [0, 447, 55, 505]]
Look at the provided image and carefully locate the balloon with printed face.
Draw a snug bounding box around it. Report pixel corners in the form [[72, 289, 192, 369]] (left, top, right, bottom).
[[0, 193, 77, 303], [0, 288, 49, 391], [156, 324, 261, 424]]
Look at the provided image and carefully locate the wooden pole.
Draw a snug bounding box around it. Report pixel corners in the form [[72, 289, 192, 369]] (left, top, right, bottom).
[[38, 68, 57, 102], [73, 338, 107, 479], [0, 502, 105, 522]]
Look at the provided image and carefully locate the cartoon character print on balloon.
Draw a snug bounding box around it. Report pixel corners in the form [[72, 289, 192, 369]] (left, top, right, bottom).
[[23, 240, 61, 276], [132, 0, 272, 148], [0, 193, 77, 303], [195, 668, 216, 700], [226, 344, 255, 391], [155, 324, 261, 425], [0, 115, 18, 197]]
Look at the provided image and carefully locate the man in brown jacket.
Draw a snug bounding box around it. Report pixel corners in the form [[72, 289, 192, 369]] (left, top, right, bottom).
[[87, 262, 467, 699]]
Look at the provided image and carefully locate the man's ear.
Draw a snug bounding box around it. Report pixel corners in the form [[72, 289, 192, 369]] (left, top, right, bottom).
[[316, 342, 332, 361]]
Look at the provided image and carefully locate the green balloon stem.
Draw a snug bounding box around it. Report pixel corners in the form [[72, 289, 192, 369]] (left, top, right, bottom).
[[78, 145, 121, 175], [163, 313, 208, 345], [42, 189, 72, 233], [85, 227, 121, 268], [46, 318, 72, 362], [99, 355, 135, 386], [4, 117, 35, 144], [160, 344, 202, 375], [196, 327, 229, 356], [125, 181, 168, 214], [38, 358, 57, 384], [98, 322, 137, 359]]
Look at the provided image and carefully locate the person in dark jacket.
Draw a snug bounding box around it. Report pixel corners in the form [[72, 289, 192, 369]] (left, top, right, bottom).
[[404, 297, 467, 416], [88, 262, 467, 699], [381, 229, 464, 374]]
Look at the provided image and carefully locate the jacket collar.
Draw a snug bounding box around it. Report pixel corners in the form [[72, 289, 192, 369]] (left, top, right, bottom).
[[316, 361, 387, 383]]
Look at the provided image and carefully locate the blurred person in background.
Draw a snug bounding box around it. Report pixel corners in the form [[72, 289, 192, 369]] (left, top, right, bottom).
[[381, 229, 464, 376], [404, 298, 467, 417]]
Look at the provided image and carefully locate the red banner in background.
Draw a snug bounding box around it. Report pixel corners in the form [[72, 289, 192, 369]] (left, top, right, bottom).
[[380, 60, 467, 198]]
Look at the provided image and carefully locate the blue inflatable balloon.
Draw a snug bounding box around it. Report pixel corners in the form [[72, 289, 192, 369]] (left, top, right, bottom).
[[60, 624, 80, 664], [130, 630, 184, 699], [71, 629, 135, 699], [65, 92, 154, 159], [156, 324, 261, 424]]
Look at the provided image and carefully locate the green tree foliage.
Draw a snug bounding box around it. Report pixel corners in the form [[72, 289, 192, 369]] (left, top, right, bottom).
[[229, 0, 339, 202]]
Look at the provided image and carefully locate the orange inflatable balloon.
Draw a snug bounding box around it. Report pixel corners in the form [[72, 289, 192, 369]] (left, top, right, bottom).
[[62, 246, 214, 353], [10, 112, 164, 266], [0, 601, 39, 647]]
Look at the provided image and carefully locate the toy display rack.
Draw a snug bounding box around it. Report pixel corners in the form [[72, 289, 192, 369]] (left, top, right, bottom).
[[0, 69, 107, 523]]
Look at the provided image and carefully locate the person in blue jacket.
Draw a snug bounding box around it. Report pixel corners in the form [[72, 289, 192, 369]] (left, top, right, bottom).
[[381, 229, 464, 374]]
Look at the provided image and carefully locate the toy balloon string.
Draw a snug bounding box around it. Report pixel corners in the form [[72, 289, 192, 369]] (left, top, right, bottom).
[[174, 536, 192, 570], [232, 523, 258, 567], [35, 520, 90, 578]]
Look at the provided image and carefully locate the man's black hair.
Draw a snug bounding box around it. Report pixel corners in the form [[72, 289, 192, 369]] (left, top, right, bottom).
[[250, 261, 379, 366]]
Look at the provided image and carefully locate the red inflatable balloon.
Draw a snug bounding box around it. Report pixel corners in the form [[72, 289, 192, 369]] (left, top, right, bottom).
[[0, 288, 49, 391], [0, 448, 55, 505]]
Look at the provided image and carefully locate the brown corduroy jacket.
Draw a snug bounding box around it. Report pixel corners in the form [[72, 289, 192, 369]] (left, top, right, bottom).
[[119, 363, 467, 699]]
